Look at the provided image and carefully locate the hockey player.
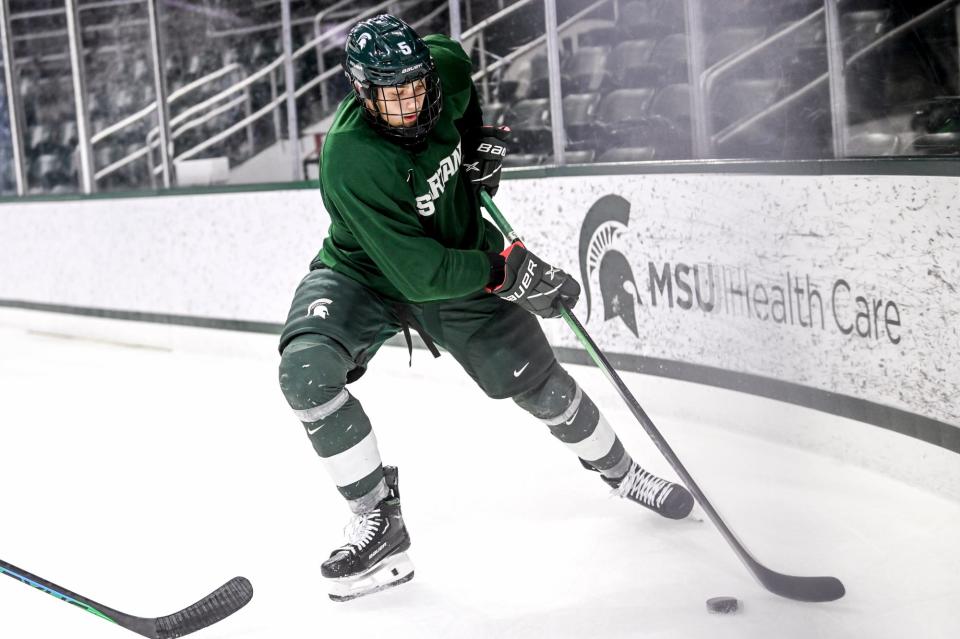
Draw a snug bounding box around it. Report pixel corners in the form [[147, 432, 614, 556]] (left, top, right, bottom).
[[278, 14, 693, 602]]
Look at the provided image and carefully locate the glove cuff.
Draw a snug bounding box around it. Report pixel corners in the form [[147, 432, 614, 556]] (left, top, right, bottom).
[[484, 252, 506, 292], [484, 240, 525, 292]]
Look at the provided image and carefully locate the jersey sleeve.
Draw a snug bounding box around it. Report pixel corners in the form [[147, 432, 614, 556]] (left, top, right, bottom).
[[424, 35, 476, 122], [321, 135, 490, 303]]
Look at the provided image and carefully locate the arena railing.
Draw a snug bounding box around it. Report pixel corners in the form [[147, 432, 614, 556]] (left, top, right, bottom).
[[93, 63, 248, 183], [136, 0, 442, 185], [467, 0, 615, 165]]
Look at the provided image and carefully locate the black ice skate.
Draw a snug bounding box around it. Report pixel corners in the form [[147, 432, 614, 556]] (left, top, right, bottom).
[[604, 462, 694, 520], [321, 466, 413, 602]]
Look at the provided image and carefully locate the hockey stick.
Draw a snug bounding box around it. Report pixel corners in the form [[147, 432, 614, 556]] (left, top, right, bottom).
[[481, 191, 845, 603], [1, 558, 253, 638]]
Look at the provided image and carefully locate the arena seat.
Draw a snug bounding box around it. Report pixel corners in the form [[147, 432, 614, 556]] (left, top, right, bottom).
[[561, 46, 609, 94], [597, 146, 656, 162], [562, 93, 602, 149], [606, 40, 658, 89], [617, 0, 671, 40], [562, 149, 596, 164], [596, 88, 657, 130], [496, 59, 533, 103], [846, 132, 900, 156], [648, 34, 690, 85], [576, 22, 617, 47], [647, 83, 693, 158], [505, 98, 552, 153], [525, 55, 552, 99], [907, 132, 960, 156]]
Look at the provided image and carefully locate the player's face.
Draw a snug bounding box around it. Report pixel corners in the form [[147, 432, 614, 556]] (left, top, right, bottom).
[[371, 79, 427, 127]]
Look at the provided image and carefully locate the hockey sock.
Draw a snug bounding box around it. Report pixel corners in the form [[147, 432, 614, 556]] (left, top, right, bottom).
[[280, 334, 386, 513], [513, 364, 632, 479]]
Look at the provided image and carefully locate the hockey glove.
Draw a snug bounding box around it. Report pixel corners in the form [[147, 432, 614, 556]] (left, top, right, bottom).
[[464, 125, 510, 196], [489, 241, 581, 319]]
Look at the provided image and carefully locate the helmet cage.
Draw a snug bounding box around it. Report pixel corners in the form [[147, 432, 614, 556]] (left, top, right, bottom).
[[346, 58, 443, 146]]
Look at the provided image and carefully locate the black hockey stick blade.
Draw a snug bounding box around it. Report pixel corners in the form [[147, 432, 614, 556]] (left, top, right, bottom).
[[1, 559, 253, 638], [749, 558, 845, 603], [124, 576, 254, 639]]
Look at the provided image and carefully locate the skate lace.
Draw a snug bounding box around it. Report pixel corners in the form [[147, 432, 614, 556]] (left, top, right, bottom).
[[615, 465, 671, 509], [340, 510, 383, 553]]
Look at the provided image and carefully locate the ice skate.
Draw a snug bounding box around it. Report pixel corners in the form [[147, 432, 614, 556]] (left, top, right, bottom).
[[604, 462, 694, 520], [321, 466, 413, 601]]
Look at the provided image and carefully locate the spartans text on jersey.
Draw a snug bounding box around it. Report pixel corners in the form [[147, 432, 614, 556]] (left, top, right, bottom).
[[414, 142, 462, 216]]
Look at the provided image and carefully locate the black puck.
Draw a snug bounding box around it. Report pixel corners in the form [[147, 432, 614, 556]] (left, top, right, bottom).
[[706, 596, 740, 614]]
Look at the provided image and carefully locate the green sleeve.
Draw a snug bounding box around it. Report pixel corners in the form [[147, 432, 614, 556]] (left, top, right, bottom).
[[322, 139, 490, 303], [425, 35, 474, 120]]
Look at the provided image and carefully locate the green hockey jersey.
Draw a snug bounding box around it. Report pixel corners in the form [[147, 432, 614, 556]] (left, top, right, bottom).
[[313, 34, 503, 303]]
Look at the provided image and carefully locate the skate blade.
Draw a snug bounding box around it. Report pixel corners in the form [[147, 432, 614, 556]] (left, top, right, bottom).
[[328, 551, 415, 602]]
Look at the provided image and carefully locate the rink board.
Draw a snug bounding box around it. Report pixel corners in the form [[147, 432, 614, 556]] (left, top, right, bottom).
[[0, 171, 957, 449]]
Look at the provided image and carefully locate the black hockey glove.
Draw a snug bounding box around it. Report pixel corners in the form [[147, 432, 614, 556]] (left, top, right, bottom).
[[488, 241, 581, 319], [464, 125, 510, 197]]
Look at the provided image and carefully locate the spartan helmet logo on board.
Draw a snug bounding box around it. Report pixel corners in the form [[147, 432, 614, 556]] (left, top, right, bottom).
[[357, 32, 371, 49], [578, 195, 641, 337]]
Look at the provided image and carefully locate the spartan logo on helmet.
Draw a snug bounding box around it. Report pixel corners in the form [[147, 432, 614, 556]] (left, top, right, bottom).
[[343, 14, 443, 147], [578, 195, 641, 337]]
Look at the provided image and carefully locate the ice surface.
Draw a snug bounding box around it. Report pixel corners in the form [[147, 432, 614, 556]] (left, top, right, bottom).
[[1, 309, 958, 639]]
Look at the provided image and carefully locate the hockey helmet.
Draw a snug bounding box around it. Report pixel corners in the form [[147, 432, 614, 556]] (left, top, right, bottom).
[[343, 14, 443, 146]]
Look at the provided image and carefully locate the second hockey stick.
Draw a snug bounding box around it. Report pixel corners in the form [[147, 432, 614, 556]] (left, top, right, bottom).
[[1, 558, 253, 638], [481, 191, 845, 603]]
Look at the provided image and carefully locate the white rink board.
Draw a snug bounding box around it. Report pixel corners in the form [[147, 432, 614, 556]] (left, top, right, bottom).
[[493, 173, 960, 429], [0, 173, 957, 432]]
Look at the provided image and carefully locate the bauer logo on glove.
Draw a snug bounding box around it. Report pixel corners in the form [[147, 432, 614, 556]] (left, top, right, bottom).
[[465, 125, 510, 197], [492, 241, 581, 319]]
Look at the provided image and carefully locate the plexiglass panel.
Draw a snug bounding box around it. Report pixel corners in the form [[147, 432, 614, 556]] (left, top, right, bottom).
[[78, 0, 160, 192], [8, 1, 79, 193], [0, 1, 958, 196], [466, 0, 553, 167], [0, 45, 13, 195]]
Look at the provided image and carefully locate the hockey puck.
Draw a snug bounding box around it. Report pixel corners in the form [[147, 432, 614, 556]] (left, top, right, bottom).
[[706, 596, 740, 614]]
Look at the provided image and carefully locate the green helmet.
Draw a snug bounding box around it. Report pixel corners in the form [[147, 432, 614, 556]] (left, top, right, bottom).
[[343, 14, 443, 146]]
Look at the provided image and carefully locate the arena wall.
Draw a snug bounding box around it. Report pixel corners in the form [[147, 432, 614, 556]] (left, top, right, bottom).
[[1, 163, 957, 493]]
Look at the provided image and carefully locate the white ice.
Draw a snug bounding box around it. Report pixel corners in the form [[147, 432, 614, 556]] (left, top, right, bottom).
[[1, 308, 958, 639]]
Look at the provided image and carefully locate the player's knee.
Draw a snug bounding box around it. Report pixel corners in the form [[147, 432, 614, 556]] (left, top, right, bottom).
[[512, 363, 577, 421], [278, 334, 353, 410]]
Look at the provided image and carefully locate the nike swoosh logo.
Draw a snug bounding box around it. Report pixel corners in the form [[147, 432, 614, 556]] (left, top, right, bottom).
[[307, 424, 324, 435], [513, 362, 530, 377]]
